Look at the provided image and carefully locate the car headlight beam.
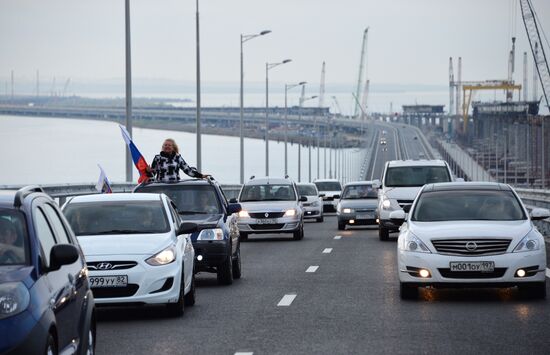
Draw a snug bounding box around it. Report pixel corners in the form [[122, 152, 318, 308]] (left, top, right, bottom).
[[342, 208, 353, 214], [382, 198, 391, 210], [238, 210, 250, 218], [146, 245, 177, 266], [284, 209, 297, 217]]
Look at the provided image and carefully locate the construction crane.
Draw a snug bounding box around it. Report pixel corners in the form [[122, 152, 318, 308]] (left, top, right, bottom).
[[319, 61, 326, 110], [332, 96, 343, 116], [62, 78, 71, 97], [519, 0, 550, 110], [353, 27, 369, 118]]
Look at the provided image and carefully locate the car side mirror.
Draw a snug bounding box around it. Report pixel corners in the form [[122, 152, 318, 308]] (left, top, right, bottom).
[[49, 244, 79, 272], [333, 195, 340, 199], [318, 193, 326, 198], [389, 210, 406, 226], [229, 198, 238, 203], [530, 208, 550, 221], [402, 204, 412, 213], [178, 222, 198, 235], [372, 179, 381, 188], [227, 203, 242, 215], [299, 196, 308, 202]]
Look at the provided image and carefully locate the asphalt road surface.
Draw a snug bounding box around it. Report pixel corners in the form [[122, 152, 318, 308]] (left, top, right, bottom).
[[95, 215, 550, 355]]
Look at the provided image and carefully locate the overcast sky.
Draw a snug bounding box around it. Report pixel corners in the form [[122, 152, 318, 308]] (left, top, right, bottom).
[[1, 0, 549, 97]]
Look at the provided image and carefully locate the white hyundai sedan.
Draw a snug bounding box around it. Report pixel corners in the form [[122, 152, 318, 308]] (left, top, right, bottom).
[[63, 193, 196, 316], [391, 182, 549, 300]]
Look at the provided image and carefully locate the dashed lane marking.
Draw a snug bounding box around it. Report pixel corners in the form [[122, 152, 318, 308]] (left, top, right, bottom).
[[277, 294, 297, 307], [323, 248, 333, 254], [334, 235, 342, 239], [234, 353, 253, 355], [306, 266, 319, 273]]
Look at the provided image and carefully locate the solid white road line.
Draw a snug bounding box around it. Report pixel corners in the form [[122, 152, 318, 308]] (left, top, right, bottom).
[[306, 266, 319, 273], [323, 248, 333, 254], [234, 352, 253, 355], [546, 268, 550, 278], [277, 294, 297, 307], [334, 235, 342, 239]]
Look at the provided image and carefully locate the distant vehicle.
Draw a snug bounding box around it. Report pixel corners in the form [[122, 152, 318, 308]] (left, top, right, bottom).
[[392, 182, 549, 300], [413, 136, 418, 140], [380, 138, 387, 145], [313, 179, 343, 212], [418, 152, 426, 158], [134, 178, 242, 285], [377, 159, 453, 241], [297, 183, 324, 222], [234, 176, 305, 240], [381, 130, 387, 135], [63, 193, 196, 316], [0, 186, 95, 354], [336, 181, 379, 230]]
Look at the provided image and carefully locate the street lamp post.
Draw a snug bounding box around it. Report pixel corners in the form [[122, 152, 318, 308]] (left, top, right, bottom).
[[124, 0, 132, 182], [240, 30, 271, 184], [195, 0, 202, 171], [298, 94, 317, 182], [265, 59, 291, 176], [284, 81, 306, 176]]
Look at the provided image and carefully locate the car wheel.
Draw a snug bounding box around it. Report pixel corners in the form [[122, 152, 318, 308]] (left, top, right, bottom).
[[240, 232, 248, 242], [232, 246, 242, 279], [518, 281, 546, 299], [217, 253, 234, 285], [338, 221, 346, 230], [45, 332, 57, 355], [166, 274, 185, 316], [316, 216, 324, 223], [400, 283, 418, 300], [184, 274, 196, 306], [83, 325, 95, 355], [293, 225, 304, 240], [379, 226, 389, 241]]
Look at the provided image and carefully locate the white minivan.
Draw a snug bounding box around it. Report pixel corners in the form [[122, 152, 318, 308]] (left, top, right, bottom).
[[377, 160, 454, 241]]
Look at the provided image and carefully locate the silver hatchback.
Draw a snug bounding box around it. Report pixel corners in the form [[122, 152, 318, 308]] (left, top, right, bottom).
[[233, 176, 306, 240]]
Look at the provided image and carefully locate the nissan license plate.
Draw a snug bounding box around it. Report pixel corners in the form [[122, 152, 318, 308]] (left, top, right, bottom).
[[449, 261, 494, 272], [89, 275, 128, 288], [256, 218, 277, 224]]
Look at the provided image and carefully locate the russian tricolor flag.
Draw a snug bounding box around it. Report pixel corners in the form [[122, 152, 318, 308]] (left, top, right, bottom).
[[95, 164, 113, 194], [119, 125, 150, 183]]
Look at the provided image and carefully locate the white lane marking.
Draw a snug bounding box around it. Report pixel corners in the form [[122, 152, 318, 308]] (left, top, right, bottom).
[[323, 248, 333, 254], [235, 353, 253, 355], [306, 266, 319, 273], [334, 235, 342, 240], [277, 294, 297, 307], [546, 268, 550, 278]]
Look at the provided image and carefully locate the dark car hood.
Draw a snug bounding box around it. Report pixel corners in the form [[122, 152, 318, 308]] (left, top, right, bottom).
[[0, 265, 34, 287], [179, 213, 222, 229]]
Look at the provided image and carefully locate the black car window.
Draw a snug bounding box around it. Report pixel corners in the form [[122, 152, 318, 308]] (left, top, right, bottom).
[[297, 185, 318, 196], [42, 203, 71, 244], [136, 185, 222, 214], [34, 208, 57, 266], [0, 209, 29, 265], [314, 181, 342, 191]]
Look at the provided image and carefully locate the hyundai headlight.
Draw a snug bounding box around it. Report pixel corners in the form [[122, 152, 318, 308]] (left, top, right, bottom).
[[0, 282, 30, 320], [284, 209, 297, 217], [197, 228, 224, 241], [238, 210, 250, 218], [399, 233, 431, 253], [146, 245, 176, 266], [513, 231, 542, 253]]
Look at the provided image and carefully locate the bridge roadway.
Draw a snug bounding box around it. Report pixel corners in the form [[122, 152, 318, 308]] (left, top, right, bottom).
[[95, 124, 550, 355]]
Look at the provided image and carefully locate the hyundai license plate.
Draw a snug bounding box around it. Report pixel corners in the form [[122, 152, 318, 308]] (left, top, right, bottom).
[[449, 261, 494, 272], [89, 275, 128, 288], [256, 218, 277, 224]]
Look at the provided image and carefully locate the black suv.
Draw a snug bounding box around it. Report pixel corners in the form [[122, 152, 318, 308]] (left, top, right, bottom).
[[134, 179, 242, 285], [0, 186, 95, 355]]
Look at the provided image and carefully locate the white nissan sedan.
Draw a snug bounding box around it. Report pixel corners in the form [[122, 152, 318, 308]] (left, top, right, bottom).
[[63, 193, 197, 316], [392, 182, 549, 300]]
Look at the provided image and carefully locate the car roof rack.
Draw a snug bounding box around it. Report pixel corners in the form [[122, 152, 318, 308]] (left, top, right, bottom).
[[14, 185, 45, 208], [250, 175, 255, 180]]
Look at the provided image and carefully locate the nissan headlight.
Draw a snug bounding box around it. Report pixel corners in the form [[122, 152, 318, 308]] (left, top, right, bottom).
[[399, 233, 431, 253], [513, 231, 542, 253], [284, 209, 297, 217], [198, 228, 224, 241], [382, 198, 392, 210], [238, 210, 250, 218], [146, 245, 176, 266], [0, 282, 30, 320]]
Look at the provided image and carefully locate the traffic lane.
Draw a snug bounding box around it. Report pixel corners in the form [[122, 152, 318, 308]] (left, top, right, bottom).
[[241, 223, 550, 355], [94, 216, 336, 355]]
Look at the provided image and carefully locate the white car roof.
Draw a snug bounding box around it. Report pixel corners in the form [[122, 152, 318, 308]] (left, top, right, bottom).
[[387, 159, 447, 167], [344, 181, 378, 186], [245, 177, 293, 185], [68, 193, 164, 203], [313, 179, 340, 183]]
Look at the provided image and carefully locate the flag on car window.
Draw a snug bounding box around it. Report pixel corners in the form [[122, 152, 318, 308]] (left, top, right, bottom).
[[119, 125, 149, 183], [95, 164, 113, 194]]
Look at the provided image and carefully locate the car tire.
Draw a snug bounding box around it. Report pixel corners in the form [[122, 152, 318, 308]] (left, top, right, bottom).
[[45, 332, 57, 355], [166, 274, 185, 316], [293, 225, 304, 240], [217, 253, 234, 285], [400, 283, 418, 300], [338, 221, 346, 230], [518, 281, 546, 300], [316, 216, 324, 223], [184, 274, 196, 307], [232, 246, 242, 279], [379, 226, 389, 241], [79, 315, 96, 355], [240, 232, 248, 242]]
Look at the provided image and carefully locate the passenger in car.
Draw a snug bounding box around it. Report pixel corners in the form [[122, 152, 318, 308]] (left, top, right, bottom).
[[148, 138, 211, 182]]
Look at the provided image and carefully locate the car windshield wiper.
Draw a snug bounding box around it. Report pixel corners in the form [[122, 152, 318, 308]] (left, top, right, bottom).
[[95, 229, 144, 235], [178, 211, 208, 214]]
